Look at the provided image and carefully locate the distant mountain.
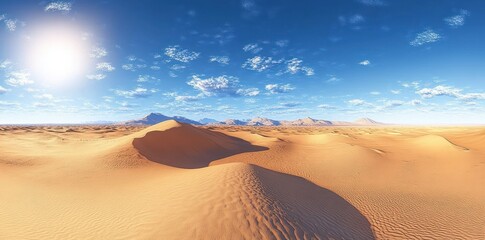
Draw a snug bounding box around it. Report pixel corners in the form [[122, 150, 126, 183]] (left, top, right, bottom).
[[247, 117, 281, 126], [198, 118, 219, 125], [120, 113, 384, 126], [211, 119, 248, 126], [280, 117, 334, 126], [354, 118, 383, 125], [121, 113, 201, 125]]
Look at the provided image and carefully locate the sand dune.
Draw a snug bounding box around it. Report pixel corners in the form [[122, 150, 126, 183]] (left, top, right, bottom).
[[1, 122, 484, 239], [130, 120, 267, 168]]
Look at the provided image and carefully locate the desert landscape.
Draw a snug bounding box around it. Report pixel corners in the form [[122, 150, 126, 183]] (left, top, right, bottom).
[[1, 120, 484, 239], [1, 0, 485, 239]]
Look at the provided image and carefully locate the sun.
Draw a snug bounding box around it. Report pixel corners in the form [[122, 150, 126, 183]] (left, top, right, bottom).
[[27, 23, 90, 87]]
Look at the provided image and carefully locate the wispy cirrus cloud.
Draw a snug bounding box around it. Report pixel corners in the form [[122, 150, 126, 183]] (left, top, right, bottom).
[[187, 75, 259, 97], [444, 10, 469, 28], [174, 94, 204, 102], [348, 99, 366, 106], [44, 1, 72, 13], [0, 59, 12, 69], [241, 0, 260, 18], [86, 74, 106, 80], [410, 29, 441, 46], [275, 40, 289, 47], [165, 45, 200, 63], [209, 56, 230, 65], [339, 14, 365, 27], [0, 85, 9, 94], [318, 104, 336, 109], [242, 43, 262, 54], [115, 87, 157, 98], [136, 74, 159, 83], [265, 83, 295, 94], [5, 70, 33, 86], [326, 75, 341, 83]]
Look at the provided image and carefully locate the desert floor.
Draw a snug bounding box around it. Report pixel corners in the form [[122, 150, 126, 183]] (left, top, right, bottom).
[[0, 121, 484, 239]]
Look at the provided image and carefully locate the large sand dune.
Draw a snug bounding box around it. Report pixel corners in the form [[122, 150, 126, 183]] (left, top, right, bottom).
[[1, 122, 484, 239]]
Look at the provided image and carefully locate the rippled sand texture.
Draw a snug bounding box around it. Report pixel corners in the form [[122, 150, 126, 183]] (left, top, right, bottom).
[[1, 121, 484, 239]]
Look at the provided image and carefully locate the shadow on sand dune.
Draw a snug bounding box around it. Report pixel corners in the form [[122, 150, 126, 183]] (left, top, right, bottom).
[[132, 121, 268, 168], [249, 164, 376, 239]]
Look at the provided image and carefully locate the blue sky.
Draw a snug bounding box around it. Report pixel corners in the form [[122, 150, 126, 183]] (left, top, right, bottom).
[[1, 0, 485, 124]]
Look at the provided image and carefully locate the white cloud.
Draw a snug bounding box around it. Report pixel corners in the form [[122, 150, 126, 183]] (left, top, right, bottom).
[[359, 60, 371, 66], [86, 74, 106, 80], [45, 1, 72, 12], [209, 56, 230, 65], [286, 58, 314, 76], [4, 19, 17, 32], [0, 59, 12, 69], [416, 85, 485, 100], [115, 87, 155, 98], [370, 91, 381, 95], [150, 65, 161, 70], [410, 29, 441, 46], [402, 81, 420, 89], [265, 83, 295, 94], [242, 43, 262, 54], [5, 70, 33, 86], [187, 75, 257, 97], [236, 88, 260, 96], [391, 90, 400, 94], [165, 45, 200, 63], [170, 64, 186, 71], [175, 94, 204, 102], [122, 64, 135, 71], [127, 55, 137, 62], [90, 47, 108, 58], [242, 56, 278, 72], [96, 62, 115, 72], [137, 74, 158, 83], [416, 85, 461, 99], [0, 85, 9, 94], [318, 104, 336, 109], [326, 75, 341, 83], [348, 99, 366, 106], [444, 10, 469, 28]]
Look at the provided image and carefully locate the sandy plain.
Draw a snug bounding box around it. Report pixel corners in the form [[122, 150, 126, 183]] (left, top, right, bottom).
[[0, 120, 484, 239]]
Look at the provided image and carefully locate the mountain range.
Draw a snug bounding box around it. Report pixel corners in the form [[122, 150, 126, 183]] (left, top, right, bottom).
[[120, 113, 384, 126]]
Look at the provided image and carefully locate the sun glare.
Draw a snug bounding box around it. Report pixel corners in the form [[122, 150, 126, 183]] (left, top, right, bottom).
[[27, 23, 90, 87]]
